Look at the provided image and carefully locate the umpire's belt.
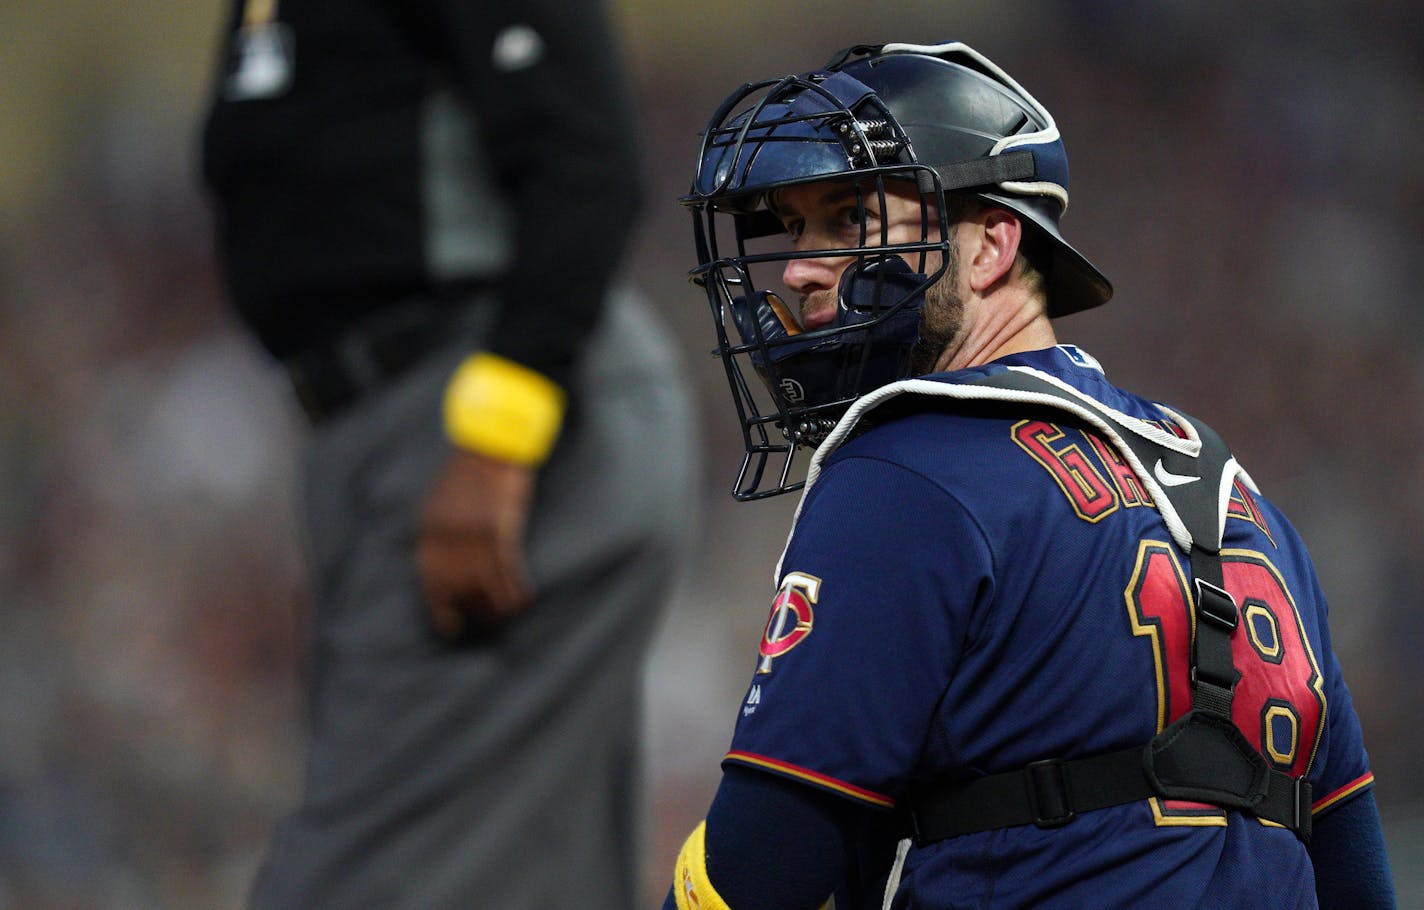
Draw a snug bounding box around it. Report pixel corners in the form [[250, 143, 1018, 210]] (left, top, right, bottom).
[[284, 295, 477, 424]]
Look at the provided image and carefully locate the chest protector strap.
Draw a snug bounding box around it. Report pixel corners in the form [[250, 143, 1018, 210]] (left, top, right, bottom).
[[873, 369, 1312, 844]]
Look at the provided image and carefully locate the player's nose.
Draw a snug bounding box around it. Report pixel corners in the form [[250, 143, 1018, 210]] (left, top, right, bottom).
[[781, 254, 843, 297]]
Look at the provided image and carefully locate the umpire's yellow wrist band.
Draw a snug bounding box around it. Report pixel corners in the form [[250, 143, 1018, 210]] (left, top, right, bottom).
[[673, 821, 732, 910], [442, 352, 566, 465]]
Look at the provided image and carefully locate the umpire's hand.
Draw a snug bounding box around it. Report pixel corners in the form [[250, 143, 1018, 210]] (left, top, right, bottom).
[[416, 449, 535, 637]]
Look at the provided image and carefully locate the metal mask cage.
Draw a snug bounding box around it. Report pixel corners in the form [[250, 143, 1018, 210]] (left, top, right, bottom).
[[688, 167, 951, 499], [683, 69, 961, 500]]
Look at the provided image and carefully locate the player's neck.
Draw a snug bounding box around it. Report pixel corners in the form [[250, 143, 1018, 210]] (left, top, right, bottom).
[[935, 291, 1055, 372]]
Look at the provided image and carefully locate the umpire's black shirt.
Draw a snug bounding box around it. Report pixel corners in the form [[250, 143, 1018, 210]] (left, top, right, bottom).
[[200, 0, 642, 387]]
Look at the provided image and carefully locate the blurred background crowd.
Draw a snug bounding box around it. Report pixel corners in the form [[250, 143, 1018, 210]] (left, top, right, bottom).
[[1, 1, 1420, 906]]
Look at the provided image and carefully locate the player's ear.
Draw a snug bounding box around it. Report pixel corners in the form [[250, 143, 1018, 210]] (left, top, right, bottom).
[[963, 207, 1023, 293]]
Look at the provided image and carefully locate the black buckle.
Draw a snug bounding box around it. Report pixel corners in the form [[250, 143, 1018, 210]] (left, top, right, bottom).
[[1026, 759, 1075, 828], [1194, 578, 1238, 630], [906, 803, 924, 844]]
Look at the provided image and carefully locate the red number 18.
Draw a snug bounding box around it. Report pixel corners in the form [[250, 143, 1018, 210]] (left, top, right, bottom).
[[1126, 541, 1326, 779]]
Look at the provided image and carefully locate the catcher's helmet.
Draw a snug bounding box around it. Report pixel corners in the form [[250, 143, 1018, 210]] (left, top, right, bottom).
[[684, 41, 1111, 499]]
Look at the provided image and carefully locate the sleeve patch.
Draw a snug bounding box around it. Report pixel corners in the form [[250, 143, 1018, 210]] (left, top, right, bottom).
[[756, 572, 820, 674]]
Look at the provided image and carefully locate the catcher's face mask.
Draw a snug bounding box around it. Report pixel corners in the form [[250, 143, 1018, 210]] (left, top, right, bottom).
[[684, 74, 948, 500], [683, 41, 1111, 500]]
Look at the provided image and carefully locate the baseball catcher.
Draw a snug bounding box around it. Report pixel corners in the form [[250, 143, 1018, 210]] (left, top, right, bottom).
[[664, 40, 1395, 909]]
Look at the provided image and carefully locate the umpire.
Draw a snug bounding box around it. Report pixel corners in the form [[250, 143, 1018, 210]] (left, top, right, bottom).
[[200, 0, 693, 907]]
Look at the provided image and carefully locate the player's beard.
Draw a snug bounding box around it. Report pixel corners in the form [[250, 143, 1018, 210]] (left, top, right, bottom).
[[909, 242, 964, 376]]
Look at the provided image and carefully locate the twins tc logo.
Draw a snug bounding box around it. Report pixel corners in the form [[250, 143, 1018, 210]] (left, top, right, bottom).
[[758, 572, 820, 673]]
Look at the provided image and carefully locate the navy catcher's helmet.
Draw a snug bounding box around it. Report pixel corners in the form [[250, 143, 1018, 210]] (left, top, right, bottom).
[[684, 41, 1111, 499]]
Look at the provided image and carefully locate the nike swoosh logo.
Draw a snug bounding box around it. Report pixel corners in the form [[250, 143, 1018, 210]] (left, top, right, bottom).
[[1153, 459, 1200, 487]]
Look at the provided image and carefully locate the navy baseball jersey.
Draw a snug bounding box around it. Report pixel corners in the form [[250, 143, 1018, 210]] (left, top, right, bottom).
[[725, 345, 1374, 908]]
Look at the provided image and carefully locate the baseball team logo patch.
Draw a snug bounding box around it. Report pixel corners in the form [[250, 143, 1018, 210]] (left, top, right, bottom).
[[758, 572, 820, 673]]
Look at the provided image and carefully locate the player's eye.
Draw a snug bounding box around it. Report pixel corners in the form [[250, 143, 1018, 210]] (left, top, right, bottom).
[[837, 205, 879, 233], [783, 218, 805, 241]]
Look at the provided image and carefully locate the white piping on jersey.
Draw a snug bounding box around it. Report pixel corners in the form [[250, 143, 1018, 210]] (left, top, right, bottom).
[[773, 365, 1258, 585], [880, 837, 913, 910]]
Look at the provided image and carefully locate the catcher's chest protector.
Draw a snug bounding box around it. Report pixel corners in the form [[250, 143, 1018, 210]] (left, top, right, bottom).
[[801, 366, 1312, 843]]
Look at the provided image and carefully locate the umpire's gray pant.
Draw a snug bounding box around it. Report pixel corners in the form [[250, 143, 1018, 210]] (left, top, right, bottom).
[[249, 290, 696, 909]]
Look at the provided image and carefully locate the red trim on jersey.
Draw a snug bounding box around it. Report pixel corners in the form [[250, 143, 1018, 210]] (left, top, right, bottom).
[[723, 750, 896, 808], [1312, 771, 1374, 815]]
